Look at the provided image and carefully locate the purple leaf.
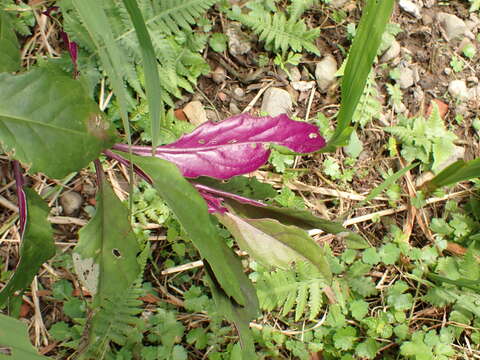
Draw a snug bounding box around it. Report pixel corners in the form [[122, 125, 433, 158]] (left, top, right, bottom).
[[113, 114, 325, 179]]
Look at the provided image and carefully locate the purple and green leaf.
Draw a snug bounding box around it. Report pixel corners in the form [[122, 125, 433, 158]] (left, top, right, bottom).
[[114, 113, 325, 179]]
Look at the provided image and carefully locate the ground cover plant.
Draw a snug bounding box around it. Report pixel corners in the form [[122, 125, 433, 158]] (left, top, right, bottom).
[[1, 0, 480, 359]]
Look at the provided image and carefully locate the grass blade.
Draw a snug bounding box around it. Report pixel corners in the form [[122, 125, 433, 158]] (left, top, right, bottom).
[[422, 158, 480, 193], [324, 0, 394, 151], [121, 0, 163, 152], [357, 162, 419, 207]]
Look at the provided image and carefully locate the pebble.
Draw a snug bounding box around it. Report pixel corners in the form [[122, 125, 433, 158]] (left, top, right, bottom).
[[261, 87, 292, 117], [399, 0, 421, 19], [212, 66, 227, 84], [205, 109, 220, 122], [448, 80, 470, 101], [229, 102, 241, 115], [315, 55, 337, 92], [291, 81, 315, 92], [398, 66, 415, 89], [232, 87, 245, 100], [381, 40, 401, 62], [288, 66, 302, 82], [60, 191, 83, 215], [225, 22, 251, 57], [437, 12, 475, 41], [183, 101, 208, 127]]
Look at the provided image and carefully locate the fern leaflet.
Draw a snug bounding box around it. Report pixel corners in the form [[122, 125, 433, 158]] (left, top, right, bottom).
[[256, 261, 327, 321], [234, 11, 320, 55]]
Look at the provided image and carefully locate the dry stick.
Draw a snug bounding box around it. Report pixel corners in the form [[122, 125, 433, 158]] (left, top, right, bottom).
[[0, 195, 18, 212], [31, 276, 49, 347], [242, 81, 274, 114]]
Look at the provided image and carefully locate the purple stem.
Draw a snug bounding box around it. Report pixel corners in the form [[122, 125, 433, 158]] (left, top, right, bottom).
[[13, 161, 27, 237], [93, 159, 104, 187], [193, 183, 266, 208], [103, 149, 152, 184]]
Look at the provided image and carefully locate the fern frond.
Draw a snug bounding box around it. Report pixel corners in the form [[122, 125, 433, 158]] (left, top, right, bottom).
[[236, 12, 320, 55], [59, 0, 213, 107], [288, 0, 317, 21], [256, 261, 326, 321]]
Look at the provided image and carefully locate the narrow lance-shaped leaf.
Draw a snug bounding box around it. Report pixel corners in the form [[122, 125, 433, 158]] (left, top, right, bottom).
[[120, 0, 163, 151], [0, 189, 55, 307], [114, 113, 326, 179], [0, 66, 116, 179], [0, 10, 20, 73], [422, 158, 480, 193], [0, 314, 48, 360], [73, 178, 140, 304], [325, 0, 394, 151], [130, 155, 258, 308], [217, 212, 332, 282]]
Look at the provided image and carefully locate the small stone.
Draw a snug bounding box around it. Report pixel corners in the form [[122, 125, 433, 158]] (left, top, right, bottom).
[[226, 22, 251, 57], [60, 191, 83, 215], [288, 66, 302, 82], [261, 87, 292, 117], [444, 67, 452, 75], [183, 101, 208, 127], [232, 87, 245, 100], [329, 0, 349, 8], [399, 0, 421, 19], [398, 66, 415, 89], [435, 145, 465, 173], [315, 55, 337, 92], [291, 80, 315, 92], [212, 66, 226, 84], [448, 80, 470, 100], [205, 109, 220, 122], [422, 13, 433, 25], [437, 12, 475, 41], [381, 40, 401, 62], [229, 101, 241, 115], [468, 85, 480, 102]]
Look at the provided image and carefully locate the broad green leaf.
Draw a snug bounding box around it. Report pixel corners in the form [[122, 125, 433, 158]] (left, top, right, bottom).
[[0, 66, 115, 179], [325, 0, 394, 151], [217, 212, 332, 282], [0, 10, 20, 73], [225, 200, 369, 249], [0, 189, 54, 307], [0, 314, 48, 359], [121, 0, 163, 150], [130, 155, 257, 308], [423, 158, 480, 193], [73, 178, 140, 303]]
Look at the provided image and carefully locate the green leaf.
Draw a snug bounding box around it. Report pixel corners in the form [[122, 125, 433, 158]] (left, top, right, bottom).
[[0, 66, 115, 179], [0, 314, 48, 359], [333, 326, 358, 350], [355, 338, 379, 359], [217, 213, 332, 282], [0, 189, 54, 307], [130, 155, 257, 308], [209, 33, 228, 52], [73, 178, 140, 303], [71, 0, 132, 148], [205, 267, 257, 360], [350, 299, 369, 321], [120, 0, 163, 150], [225, 200, 369, 249], [326, 0, 394, 150], [0, 10, 20, 73], [423, 158, 480, 193], [345, 130, 363, 158], [357, 162, 418, 207]]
